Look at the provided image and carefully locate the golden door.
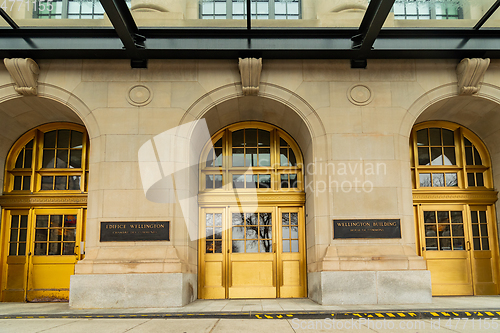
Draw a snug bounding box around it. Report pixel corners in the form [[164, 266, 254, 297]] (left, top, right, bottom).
[[198, 206, 306, 299], [417, 204, 499, 295], [1, 208, 85, 302]]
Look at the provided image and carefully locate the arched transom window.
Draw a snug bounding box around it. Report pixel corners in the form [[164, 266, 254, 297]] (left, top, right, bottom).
[[411, 122, 492, 190], [200, 122, 303, 192], [4, 123, 89, 194]]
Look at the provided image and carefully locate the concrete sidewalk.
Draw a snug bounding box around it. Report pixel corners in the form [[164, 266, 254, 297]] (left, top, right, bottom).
[[0, 297, 499, 333]]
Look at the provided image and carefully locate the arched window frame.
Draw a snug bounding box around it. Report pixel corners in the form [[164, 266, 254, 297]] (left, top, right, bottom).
[[4, 123, 89, 194], [411, 121, 493, 191], [199, 122, 303, 193]]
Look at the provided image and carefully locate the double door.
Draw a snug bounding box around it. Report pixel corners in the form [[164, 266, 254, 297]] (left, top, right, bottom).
[[1, 208, 85, 302], [417, 204, 499, 295], [199, 206, 306, 299]]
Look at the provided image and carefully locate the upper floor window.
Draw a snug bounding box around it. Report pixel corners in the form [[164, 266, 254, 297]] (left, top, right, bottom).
[[33, 0, 131, 19], [393, 0, 463, 20], [200, 0, 300, 20]]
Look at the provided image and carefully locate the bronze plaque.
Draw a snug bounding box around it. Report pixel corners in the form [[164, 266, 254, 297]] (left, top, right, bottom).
[[100, 221, 170, 242], [333, 219, 401, 239]]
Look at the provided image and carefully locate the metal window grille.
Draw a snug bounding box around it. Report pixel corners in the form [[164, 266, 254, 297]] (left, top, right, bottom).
[[200, 0, 300, 20]]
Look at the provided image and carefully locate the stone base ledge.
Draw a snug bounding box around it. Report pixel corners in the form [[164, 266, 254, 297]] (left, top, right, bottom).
[[69, 273, 197, 308], [308, 270, 432, 305]]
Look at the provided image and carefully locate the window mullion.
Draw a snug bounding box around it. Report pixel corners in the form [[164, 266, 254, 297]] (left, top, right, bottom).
[[62, 0, 70, 19], [227, 0, 232, 19]]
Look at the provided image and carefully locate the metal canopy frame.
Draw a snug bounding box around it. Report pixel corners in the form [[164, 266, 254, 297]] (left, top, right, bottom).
[[1, 0, 500, 65]]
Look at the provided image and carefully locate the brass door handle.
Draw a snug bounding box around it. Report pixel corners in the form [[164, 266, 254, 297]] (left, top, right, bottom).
[[466, 241, 471, 251], [273, 243, 276, 253]]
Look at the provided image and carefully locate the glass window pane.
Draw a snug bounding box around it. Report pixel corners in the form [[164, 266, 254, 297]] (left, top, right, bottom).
[[259, 174, 271, 188], [465, 147, 473, 165], [206, 213, 213, 227], [289, 149, 297, 166], [480, 224, 488, 237], [206, 227, 213, 238], [24, 149, 32, 168], [26, 139, 33, 149], [291, 213, 298, 225], [259, 226, 271, 239], [467, 173, 475, 187], [232, 213, 244, 225], [19, 229, 27, 242], [10, 215, 19, 228], [451, 211, 462, 223], [232, 130, 244, 147], [445, 173, 457, 187], [34, 243, 47, 255], [280, 148, 288, 166], [246, 227, 258, 239], [232, 148, 244, 167], [472, 224, 479, 237], [425, 225, 437, 237], [246, 174, 257, 188], [48, 243, 61, 255], [214, 148, 223, 167], [282, 212, 289, 225], [206, 148, 214, 167], [476, 173, 484, 187], [431, 147, 443, 165], [44, 131, 57, 148], [452, 224, 464, 236], [453, 238, 465, 250], [424, 211, 436, 223], [232, 240, 244, 253], [433, 173, 444, 187], [482, 238, 489, 250], [62, 243, 75, 255], [49, 228, 61, 242], [13, 176, 22, 190], [291, 240, 299, 252], [214, 228, 222, 240], [67, 176, 81, 191], [258, 148, 270, 166], [282, 240, 290, 252], [57, 130, 70, 148], [260, 240, 272, 253], [50, 215, 63, 228], [442, 129, 454, 146], [419, 173, 431, 187], [479, 211, 487, 223], [22, 176, 31, 191], [17, 243, 26, 256], [258, 129, 270, 146], [55, 176, 67, 190], [214, 175, 223, 189], [214, 241, 222, 253], [9, 243, 17, 256], [20, 215, 27, 228], [232, 227, 244, 239], [41, 176, 54, 190], [246, 129, 257, 147], [416, 129, 428, 146], [439, 238, 451, 250], [290, 226, 298, 239], [9, 229, 18, 243], [42, 149, 55, 168], [473, 238, 481, 250], [464, 138, 472, 147], [474, 147, 482, 165], [71, 131, 83, 148], [36, 215, 49, 228], [259, 212, 271, 225], [289, 174, 298, 188], [15, 152, 23, 168], [35, 229, 48, 242], [437, 211, 449, 223], [246, 148, 257, 166], [429, 128, 441, 146], [443, 147, 456, 165], [70, 150, 82, 168], [418, 147, 430, 165], [282, 226, 290, 239], [206, 175, 213, 189]]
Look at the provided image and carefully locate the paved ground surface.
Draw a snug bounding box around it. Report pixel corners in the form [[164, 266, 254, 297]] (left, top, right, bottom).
[[0, 297, 499, 332]]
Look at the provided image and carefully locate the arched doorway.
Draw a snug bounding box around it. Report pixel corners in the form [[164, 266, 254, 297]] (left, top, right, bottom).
[[198, 122, 306, 299], [411, 121, 499, 295], [0, 123, 89, 302]]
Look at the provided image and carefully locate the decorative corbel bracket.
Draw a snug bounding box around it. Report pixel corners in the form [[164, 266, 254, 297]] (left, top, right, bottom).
[[456, 58, 490, 95], [238, 58, 262, 96], [3, 58, 40, 96]]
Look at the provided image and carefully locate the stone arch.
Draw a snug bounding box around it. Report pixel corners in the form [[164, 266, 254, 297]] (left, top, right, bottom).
[[403, 82, 500, 244], [0, 82, 98, 196], [176, 82, 329, 287]]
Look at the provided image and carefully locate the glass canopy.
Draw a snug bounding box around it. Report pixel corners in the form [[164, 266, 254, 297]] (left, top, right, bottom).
[[1, 0, 500, 63]]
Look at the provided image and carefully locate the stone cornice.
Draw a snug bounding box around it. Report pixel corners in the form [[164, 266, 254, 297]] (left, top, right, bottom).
[[0, 194, 87, 207]]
